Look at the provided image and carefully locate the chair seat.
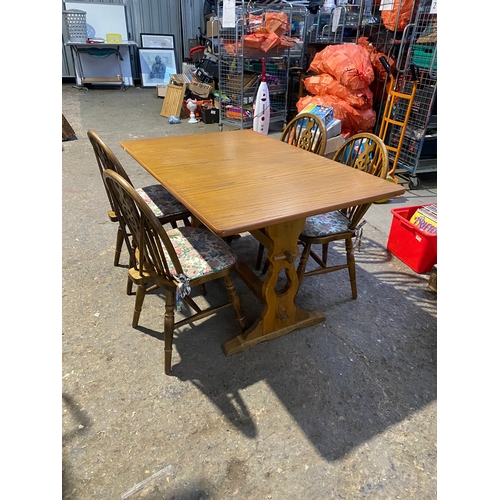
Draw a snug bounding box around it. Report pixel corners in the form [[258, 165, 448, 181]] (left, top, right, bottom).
[[164, 226, 238, 280], [301, 210, 351, 238], [136, 185, 188, 218]]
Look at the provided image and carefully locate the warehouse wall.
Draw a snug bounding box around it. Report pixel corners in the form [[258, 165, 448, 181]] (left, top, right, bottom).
[[62, 0, 204, 79]]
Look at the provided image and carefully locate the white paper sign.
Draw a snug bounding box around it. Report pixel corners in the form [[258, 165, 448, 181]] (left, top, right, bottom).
[[430, 0, 437, 14], [379, 0, 395, 11], [331, 7, 342, 31], [222, 0, 236, 28]]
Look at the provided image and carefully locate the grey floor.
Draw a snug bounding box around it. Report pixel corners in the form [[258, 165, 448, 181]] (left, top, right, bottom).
[[62, 83, 437, 499]]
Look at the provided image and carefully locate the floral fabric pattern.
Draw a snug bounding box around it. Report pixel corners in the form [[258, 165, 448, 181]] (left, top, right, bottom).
[[135, 185, 187, 218], [162, 226, 237, 279], [301, 210, 351, 237]]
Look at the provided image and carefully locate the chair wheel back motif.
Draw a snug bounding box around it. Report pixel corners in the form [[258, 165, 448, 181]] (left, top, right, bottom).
[[103, 169, 183, 284], [333, 132, 389, 179], [280, 112, 328, 156], [332, 132, 389, 228]]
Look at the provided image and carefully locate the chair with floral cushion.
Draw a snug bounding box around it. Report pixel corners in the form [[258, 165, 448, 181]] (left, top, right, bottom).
[[296, 132, 389, 299], [88, 130, 191, 267], [103, 168, 246, 374]]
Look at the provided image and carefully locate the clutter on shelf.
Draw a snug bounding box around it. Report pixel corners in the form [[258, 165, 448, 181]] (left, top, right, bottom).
[[220, 10, 297, 55]]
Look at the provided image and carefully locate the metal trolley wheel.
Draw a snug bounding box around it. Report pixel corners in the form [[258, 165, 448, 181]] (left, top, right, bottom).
[[408, 175, 421, 190]]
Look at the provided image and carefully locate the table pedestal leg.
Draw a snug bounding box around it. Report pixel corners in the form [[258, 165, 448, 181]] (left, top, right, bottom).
[[224, 218, 325, 355]]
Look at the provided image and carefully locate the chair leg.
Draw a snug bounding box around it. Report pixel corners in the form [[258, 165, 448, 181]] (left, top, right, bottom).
[[164, 290, 176, 374], [255, 243, 265, 270], [132, 283, 147, 327], [297, 242, 312, 285], [346, 238, 357, 299], [321, 243, 329, 265], [223, 274, 246, 331], [114, 226, 124, 266], [126, 253, 135, 295], [126, 275, 133, 295], [262, 258, 270, 275]]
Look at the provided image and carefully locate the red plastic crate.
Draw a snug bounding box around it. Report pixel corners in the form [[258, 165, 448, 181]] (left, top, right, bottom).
[[387, 204, 437, 273]]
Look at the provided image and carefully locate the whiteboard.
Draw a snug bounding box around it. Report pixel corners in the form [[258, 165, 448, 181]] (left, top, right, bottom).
[[64, 2, 128, 40]]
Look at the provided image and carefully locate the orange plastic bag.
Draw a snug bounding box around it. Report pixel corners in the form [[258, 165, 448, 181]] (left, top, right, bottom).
[[303, 74, 373, 110], [357, 37, 396, 102], [382, 0, 418, 32], [248, 12, 290, 37], [243, 32, 282, 52], [308, 44, 374, 90]]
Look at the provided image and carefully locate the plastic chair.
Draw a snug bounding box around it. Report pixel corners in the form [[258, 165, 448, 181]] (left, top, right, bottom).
[[103, 169, 246, 374], [296, 133, 389, 299], [255, 112, 327, 271], [88, 130, 191, 268]]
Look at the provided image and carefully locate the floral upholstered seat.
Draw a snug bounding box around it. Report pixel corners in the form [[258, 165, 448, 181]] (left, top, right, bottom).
[[136, 185, 190, 219], [163, 226, 238, 280], [301, 210, 351, 238]]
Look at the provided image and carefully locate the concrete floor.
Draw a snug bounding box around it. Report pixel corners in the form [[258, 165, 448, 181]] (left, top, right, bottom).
[[62, 83, 437, 499]]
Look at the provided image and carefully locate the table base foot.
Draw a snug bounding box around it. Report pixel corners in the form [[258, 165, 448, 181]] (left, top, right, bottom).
[[223, 309, 325, 355]]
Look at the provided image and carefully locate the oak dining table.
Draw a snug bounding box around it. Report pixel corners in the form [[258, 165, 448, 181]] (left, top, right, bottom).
[[121, 129, 405, 356]]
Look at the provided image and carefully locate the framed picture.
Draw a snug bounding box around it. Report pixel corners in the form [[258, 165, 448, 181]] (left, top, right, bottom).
[[140, 33, 175, 49], [138, 48, 178, 88]]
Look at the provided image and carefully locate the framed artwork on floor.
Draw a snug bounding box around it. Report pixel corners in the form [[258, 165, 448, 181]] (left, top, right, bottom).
[[140, 33, 175, 49], [138, 48, 178, 88]]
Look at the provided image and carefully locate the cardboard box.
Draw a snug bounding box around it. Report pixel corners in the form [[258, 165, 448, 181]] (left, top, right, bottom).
[[189, 80, 214, 99], [206, 15, 219, 38], [299, 104, 335, 128], [323, 134, 345, 158], [157, 84, 167, 98], [326, 118, 342, 138], [200, 106, 219, 124]]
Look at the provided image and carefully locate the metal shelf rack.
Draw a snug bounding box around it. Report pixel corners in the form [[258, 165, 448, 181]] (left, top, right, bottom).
[[384, 2, 437, 188], [217, 0, 295, 131]]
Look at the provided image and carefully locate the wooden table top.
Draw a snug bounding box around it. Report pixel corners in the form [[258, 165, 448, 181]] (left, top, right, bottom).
[[121, 129, 405, 237]]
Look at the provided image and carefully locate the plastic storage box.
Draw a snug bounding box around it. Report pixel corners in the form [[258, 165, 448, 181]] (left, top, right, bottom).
[[387, 204, 437, 273], [413, 45, 437, 71], [63, 9, 88, 43], [106, 33, 123, 43]]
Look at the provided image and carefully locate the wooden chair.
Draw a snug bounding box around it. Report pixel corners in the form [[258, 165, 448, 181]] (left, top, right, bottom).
[[255, 112, 327, 271], [88, 130, 191, 267], [296, 132, 389, 299], [102, 169, 246, 374], [279, 111, 327, 155]]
